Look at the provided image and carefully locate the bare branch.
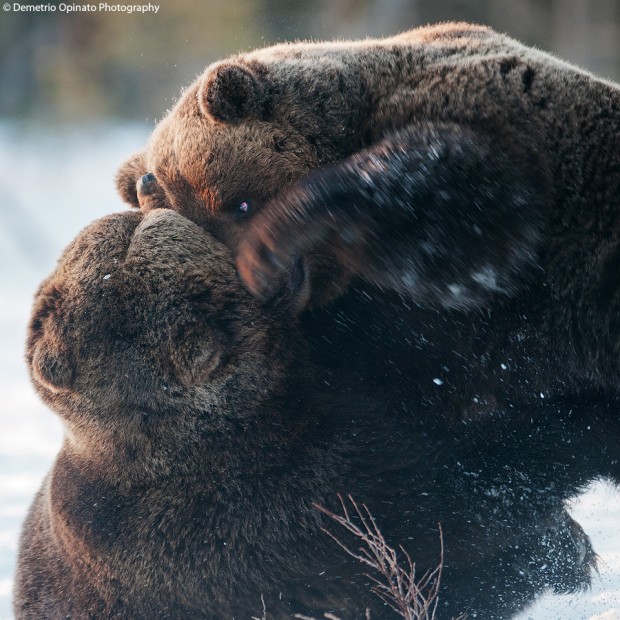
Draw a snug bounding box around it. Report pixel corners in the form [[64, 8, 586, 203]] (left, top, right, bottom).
[[317, 497, 464, 620]]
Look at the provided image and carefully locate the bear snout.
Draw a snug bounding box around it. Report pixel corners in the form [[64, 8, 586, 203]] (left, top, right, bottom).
[[137, 172, 157, 195], [136, 171, 169, 212]]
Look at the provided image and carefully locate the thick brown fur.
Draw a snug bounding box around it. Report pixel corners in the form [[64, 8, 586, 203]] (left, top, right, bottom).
[[15, 209, 620, 618], [115, 23, 620, 419]]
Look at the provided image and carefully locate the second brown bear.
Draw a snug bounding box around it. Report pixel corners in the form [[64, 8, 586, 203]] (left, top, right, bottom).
[[14, 209, 609, 619]]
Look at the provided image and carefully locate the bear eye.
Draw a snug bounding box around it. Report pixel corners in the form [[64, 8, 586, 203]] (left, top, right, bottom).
[[235, 200, 253, 220]]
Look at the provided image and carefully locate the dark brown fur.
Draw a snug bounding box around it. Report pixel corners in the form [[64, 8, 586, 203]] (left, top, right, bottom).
[[115, 22, 620, 403], [14, 209, 620, 618]]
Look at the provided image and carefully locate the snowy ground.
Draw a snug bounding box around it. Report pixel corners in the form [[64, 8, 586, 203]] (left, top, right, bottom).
[[0, 123, 619, 619], [0, 122, 150, 619]]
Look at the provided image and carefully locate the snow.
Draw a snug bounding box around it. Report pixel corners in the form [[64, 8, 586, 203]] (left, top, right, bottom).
[[0, 123, 619, 619], [0, 122, 149, 620], [515, 483, 620, 620], [471, 265, 501, 291]]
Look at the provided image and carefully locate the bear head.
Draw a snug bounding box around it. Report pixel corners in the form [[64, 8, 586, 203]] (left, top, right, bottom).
[[115, 26, 502, 304], [114, 44, 379, 303], [26, 209, 305, 458], [116, 48, 370, 239]]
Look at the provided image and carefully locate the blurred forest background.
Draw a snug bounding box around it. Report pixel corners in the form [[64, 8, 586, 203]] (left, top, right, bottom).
[[2, 0, 620, 122]]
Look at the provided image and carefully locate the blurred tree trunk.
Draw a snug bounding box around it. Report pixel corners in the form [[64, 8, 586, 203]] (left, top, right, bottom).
[[551, 0, 590, 68], [315, 0, 419, 39]]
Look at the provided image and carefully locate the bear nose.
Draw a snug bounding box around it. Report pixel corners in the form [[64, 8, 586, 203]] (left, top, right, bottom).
[[137, 172, 157, 196]]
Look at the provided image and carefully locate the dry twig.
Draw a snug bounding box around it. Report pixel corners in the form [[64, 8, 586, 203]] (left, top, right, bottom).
[[316, 495, 460, 620]]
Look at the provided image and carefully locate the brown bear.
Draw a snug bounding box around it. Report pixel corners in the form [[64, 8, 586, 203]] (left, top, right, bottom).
[[115, 22, 620, 425], [14, 208, 612, 619]]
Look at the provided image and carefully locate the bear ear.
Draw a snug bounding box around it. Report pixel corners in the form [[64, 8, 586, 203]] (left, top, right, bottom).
[[170, 345, 223, 389], [31, 338, 74, 394], [115, 151, 148, 208], [199, 62, 266, 123], [169, 336, 225, 389], [28, 288, 75, 393]]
